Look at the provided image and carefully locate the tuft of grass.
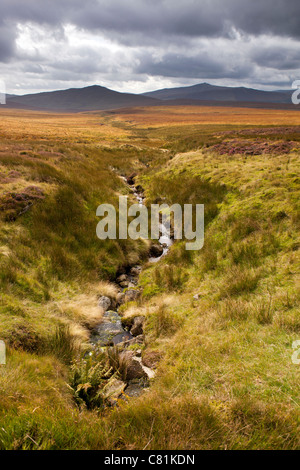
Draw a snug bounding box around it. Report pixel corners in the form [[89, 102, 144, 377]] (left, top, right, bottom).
[[154, 264, 186, 291], [253, 297, 273, 325], [146, 301, 184, 338], [42, 324, 80, 365], [106, 346, 128, 382], [219, 266, 261, 298]]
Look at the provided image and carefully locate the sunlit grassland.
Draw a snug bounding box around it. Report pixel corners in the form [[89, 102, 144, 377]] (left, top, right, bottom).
[[0, 106, 299, 449], [106, 105, 300, 127], [135, 129, 300, 449]]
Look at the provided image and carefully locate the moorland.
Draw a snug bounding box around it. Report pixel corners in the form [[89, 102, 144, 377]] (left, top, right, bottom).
[[0, 105, 299, 449]]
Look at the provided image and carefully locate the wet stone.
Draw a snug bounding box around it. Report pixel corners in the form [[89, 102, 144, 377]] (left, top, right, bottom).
[[104, 379, 126, 405], [125, 383, 144, 398], [112, 331, 134, 345], [91, 311, 125, 346]]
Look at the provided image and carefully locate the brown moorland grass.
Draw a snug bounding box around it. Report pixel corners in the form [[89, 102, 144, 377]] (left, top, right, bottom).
[[0, 108, 129, 141], [106, 105, 300, 128]]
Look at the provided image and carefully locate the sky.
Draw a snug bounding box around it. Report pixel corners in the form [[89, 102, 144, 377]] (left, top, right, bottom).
[[1, 0, 300, 95]]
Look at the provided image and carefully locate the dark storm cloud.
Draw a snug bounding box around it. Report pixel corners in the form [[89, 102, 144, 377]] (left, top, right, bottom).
[[1, 0, 82, 26], [136, 51, 253, 80], [252, 46, 300, 70], [73, 0, 300, 40], [1, 0, 300, 92], [70, 0, 226, 39], [226, 0, 300, 38], [2, 0, 300, 41], [0, 22, 16, 61]]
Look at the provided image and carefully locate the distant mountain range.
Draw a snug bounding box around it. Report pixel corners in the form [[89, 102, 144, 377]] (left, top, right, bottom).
[[3, 83, 295, 112], [142, 82, 292, 104], [5, 85, 158, 112]]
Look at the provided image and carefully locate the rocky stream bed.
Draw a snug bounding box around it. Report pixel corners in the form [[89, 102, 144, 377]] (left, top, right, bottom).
[[89, 174, 173, 403]]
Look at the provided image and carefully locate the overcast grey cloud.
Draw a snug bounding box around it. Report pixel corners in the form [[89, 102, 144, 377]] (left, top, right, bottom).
[[1, 0, 300, 94]]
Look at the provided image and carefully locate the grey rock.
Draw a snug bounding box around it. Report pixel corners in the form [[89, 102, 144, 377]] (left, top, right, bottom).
[[117, 274, 127, 283], [124, 289, 140, 303], [138, 358, 156, 380], [91, 311, 125, 346], [124, 383, 144, 398], [112, 331, 134, 346], [104, 378, 126, 405], [98, 296, 111, 311], [103, 310, 121, 322]]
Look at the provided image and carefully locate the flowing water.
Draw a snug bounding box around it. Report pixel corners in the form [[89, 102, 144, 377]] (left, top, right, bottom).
[[91, 175, 173, 347], [131, 181, 173, 262]]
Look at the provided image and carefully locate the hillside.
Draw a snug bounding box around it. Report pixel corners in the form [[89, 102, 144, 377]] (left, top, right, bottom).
[[5, 85, 159, 112], [143, 82, 292, 104], [3, 83, 296, 113]]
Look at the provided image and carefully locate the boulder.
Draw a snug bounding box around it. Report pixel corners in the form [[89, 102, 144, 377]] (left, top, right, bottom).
[[117, 274, 127, 283], [120, 351, 147, 381], [124, 289, 140, 303], [126, 172, 137, 185], [112, 331, 134, 346], [149, 243, 164, 258], [104, 378, 126, 405], [124, 383, 144, 398], [138, 359, 156, 380], [130, 266, 142, 276], [91, 311, 125, 346], [130, 316, 145, 336], [98, 296, 111, 311], [120, 280, 129, 288]]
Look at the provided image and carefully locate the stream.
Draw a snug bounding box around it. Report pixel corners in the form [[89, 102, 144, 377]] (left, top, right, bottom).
[[89, 175, 173, 399], [132, 180, 173, 262]]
